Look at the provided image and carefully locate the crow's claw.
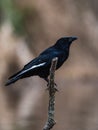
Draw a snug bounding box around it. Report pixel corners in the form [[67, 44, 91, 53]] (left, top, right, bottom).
[[46, 82, 58, 91]]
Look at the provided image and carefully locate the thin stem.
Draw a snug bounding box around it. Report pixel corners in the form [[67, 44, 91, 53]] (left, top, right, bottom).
[[43, 57, 58, 130]]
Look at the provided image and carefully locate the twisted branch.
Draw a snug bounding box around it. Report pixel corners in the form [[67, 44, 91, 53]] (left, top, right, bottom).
[[43, 57, 58, 130]]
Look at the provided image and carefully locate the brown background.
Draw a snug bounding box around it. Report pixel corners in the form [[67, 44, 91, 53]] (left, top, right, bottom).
[[0, 0, 98, 130]]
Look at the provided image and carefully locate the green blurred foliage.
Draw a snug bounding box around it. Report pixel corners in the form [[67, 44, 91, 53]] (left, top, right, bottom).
[[1, 0, 26, 35]]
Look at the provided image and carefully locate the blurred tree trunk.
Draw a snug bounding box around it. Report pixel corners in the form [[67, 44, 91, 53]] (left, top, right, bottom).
[[0, 22, 44, 130]]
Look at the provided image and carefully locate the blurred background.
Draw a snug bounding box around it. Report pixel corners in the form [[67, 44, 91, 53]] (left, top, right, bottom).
[[0, 0, 98, 130]]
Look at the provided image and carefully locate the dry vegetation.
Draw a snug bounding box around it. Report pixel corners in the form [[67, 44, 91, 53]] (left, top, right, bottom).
[[0, 0, 98, 130]]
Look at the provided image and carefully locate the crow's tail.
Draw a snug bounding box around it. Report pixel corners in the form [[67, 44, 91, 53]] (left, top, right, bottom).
[[5, 70, 23, 86], [5, 76, 21, 86]]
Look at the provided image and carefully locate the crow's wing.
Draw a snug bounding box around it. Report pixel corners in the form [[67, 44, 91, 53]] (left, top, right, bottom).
[[8, 56, 47, 80], [23, 47, 58, 70], [5, 55, 48, 86], [8, 46, 64, 80], [5, 47, 62, 86], [8, 48, 56, 80]]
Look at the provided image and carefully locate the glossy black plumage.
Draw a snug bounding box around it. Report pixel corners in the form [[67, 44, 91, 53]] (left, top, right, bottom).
[[5, 36, 77, 86]]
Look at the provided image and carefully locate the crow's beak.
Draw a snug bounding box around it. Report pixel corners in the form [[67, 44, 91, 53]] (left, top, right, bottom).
[[71, 36, 78, 41]]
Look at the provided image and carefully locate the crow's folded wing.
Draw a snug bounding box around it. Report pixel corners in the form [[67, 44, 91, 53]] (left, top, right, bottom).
[[8, 48, 62, 80]]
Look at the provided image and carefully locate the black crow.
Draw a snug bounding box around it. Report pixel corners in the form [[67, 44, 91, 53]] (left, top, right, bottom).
[[5, 36, 77, 86]]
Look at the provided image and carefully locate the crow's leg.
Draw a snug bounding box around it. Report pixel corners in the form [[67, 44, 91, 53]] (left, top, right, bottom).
[[44, 78, 49, 83], [44, 78, 58, 91], [54, 83, 58, 91], [44, 78, 49, 87]]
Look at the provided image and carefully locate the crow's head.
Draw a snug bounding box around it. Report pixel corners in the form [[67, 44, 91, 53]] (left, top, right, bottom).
[[55, 36, 78, 50]]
